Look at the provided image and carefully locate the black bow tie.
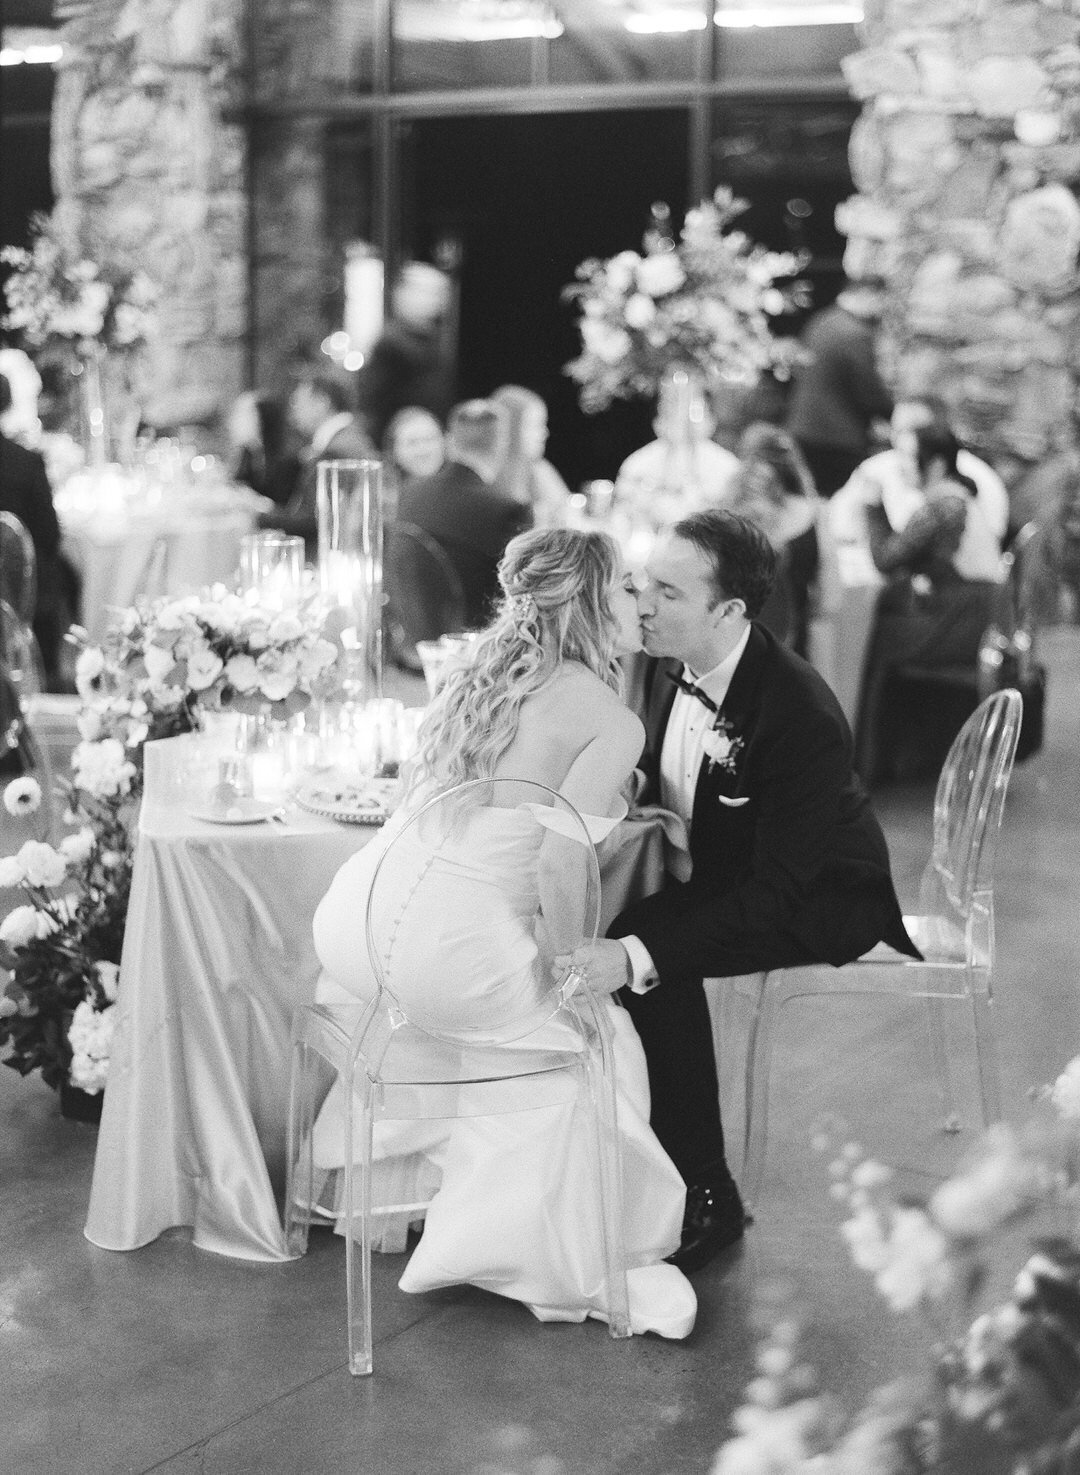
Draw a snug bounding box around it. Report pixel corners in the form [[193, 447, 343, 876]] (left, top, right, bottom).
[[666, 670, 721, 718]]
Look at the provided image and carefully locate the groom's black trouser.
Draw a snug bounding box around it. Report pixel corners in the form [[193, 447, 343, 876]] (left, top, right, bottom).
[[619, 935, 817, 1189]]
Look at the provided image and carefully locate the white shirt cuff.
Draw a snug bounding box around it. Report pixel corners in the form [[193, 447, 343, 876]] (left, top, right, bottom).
[[621, 934, 661, 994]]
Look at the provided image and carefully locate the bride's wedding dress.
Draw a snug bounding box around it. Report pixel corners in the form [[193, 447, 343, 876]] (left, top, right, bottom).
[[310, 797, 697, 1340]]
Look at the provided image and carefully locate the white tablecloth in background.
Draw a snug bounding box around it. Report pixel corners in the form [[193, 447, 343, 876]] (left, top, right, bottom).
[[83, 744, 680, 1263], [59, 490, 263, 642]]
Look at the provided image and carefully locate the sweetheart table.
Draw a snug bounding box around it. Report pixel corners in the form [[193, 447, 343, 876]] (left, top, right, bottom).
[[84, 738, 682, 1262]]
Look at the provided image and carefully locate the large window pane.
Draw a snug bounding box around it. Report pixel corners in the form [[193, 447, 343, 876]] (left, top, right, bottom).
[[550, 1, 707, 86], [392, 1, 542, 91]]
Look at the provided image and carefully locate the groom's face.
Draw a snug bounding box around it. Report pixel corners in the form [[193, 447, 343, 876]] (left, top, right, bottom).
[[638, 534, 732, 670]]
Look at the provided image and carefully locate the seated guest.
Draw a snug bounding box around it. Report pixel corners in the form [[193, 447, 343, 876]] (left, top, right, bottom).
[[491, 384, 572, 528], [728, 423, 821, 655], [382, 405, 446, 523], [615, 397, 740, 529], [854, 423, 1005, 782], [398, 399, 532, 629], [226, 390, 301, 507], [0, 372, 66, 686], [258, 371, 374, 556], [354, 262, 456, 447], [832, 396, 1009, 579]]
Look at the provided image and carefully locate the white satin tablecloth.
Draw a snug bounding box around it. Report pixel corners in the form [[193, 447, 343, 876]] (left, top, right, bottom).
[[84, 748, 683, 1263]]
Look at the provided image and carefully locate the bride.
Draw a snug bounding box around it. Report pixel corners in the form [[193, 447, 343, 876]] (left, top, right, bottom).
[[310, 527, 696, 1339]]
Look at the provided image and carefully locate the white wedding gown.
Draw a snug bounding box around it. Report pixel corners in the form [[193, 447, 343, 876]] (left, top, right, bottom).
[[309, 798, 697, 1340]]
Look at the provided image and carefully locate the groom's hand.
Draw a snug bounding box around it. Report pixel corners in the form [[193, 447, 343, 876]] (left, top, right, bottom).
[[555, 941, 632, 996]]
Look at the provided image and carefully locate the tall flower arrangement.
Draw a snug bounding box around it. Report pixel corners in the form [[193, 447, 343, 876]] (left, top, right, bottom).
[[0, 212, 156, 357], [0, 588, 342, 1099], [712, 1068, 1080, 1475], [563, 188, 805, 413]]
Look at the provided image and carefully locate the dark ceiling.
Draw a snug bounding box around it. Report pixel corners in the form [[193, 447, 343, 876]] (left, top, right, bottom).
[[3, 1, 56, 25]]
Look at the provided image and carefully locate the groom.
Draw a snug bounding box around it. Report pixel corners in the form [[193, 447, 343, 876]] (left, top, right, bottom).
[[575, 509, 919, 1272]]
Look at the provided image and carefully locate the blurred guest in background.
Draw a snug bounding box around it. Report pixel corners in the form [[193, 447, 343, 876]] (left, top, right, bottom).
[[854, 422, 1004, 782], [355, 262, 456, 447], [728, 423, 822, 656], [832, 396, 1009, 575], [399, 398, 531, 628], [785, 280, 893, 496], [226, 390, 300, 507], [0, 372, 66, 686], [491, 384, 571, 528], [382, 405, 446, 523], [615, 396, 739, 528], [258, 371, 373, 557]]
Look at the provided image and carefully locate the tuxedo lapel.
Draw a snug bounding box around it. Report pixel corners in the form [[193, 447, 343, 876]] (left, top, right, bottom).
[[690, 623, 769, 828], [641, 657, 680, 787]]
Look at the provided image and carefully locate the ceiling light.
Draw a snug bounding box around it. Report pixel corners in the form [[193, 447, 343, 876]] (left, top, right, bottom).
[[0, 43, 63, 65], [625, 8, 707, 31], [395, 2, 564, 41]]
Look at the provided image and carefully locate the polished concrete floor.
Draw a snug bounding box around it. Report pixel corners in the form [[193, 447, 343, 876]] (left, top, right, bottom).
[[2, 634, 1078, 1475]]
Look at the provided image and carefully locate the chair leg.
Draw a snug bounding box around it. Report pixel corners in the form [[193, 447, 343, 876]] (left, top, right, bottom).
[[971, 989, 1004, 1127], [283, 1039, 315, 1258], [741, 973, 776, 1212], [924, 996, 960, 1133], [344, 1066, 376, 1376], [583, 1049, 632, 1340]]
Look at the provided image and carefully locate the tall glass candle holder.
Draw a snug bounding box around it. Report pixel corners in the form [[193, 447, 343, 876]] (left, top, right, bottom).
[[317, 459, 384, 703]]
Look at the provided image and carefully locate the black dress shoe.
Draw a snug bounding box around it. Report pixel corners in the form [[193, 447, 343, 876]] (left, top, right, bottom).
[[666, 1180, 752, 1274]]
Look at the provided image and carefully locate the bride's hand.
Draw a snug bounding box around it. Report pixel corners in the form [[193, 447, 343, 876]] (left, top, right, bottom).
[[554, 941, 631, 996]]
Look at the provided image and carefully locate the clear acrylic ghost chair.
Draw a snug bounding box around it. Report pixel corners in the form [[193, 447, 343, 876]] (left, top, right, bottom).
[[0, 597, 54, 834], [284, 777, 632, 1375], [0, 511, 37, 625], [738, 687, 1024, 1209]]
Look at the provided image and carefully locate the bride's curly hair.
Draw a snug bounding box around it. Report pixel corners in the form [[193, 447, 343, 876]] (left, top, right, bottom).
[[410, 528, 625, 793]]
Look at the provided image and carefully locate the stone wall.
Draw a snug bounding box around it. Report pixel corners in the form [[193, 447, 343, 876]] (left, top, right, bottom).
[[52, 0, 248, 433], [837, 0, 1080, 477]]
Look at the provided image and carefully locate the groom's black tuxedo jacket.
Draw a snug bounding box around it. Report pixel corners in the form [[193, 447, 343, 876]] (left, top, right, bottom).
[[611, 623, 919, 985]]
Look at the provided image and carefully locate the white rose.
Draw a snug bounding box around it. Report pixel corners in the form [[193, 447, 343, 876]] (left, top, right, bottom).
[[224, 654, 260, 694], [186, 644, 225, 692], [267, 612, 305, 644], [125, 720, 149, 749], [0, 904, 56, 949], [0, 855, 25, 888], [605, 251, 641, 295], [75, 646, 106, 698], [581, 319, 631, 366], [72, 738, 136, 799], [95, 960, 121, 1002], [259, 665, 298, 703], [16, 840, 68, 889], [1051, 1055, 1080, 1120], [60, 828, 96, 866], [144, 644, 176, 686], [636, 252, 686, 297], [623, 292, 656, 330], [153, 602, 189, 633], [3, 776, 42, 816], [68, 999, 115, 1093], [929, 1126, 1053, 1237], [77, 707, 104, 741]]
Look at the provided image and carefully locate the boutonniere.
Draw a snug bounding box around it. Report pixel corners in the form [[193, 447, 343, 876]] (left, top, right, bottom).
[[701, 716, 743, 776]]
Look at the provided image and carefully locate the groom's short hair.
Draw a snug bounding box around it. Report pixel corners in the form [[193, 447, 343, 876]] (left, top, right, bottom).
[[673, 509, 776, 619]]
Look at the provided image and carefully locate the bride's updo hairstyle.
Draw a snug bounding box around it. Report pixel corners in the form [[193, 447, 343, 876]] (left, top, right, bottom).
[[411, 528, 624, 792]]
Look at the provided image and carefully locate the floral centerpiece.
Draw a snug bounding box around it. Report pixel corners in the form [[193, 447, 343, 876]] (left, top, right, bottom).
[[1, 211, 157, 466], [712, 1066, 1080, 1474], [563, 187, 806, 414], [1, 212, 156, 357], [0, 588, 341, 1105]]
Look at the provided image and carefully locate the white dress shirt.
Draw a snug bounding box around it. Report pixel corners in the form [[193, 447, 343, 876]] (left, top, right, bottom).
[[623, 627, 752, 992]]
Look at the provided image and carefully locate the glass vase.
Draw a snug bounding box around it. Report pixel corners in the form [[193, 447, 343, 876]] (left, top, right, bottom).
[[76, 347, 110, 469], [317, 458, 384, 704]]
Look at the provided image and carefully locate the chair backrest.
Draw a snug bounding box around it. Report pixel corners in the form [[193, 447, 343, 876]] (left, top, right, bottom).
[[0, 511, 37, 624], [384, 521, 467, 649], [929, 688, 1023, 916], [364, 777, 601, 1045]]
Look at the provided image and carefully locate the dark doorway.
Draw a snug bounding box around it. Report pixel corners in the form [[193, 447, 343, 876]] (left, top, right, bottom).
[[403, 109, 691, 490]]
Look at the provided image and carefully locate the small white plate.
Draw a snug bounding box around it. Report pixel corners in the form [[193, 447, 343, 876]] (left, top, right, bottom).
[[187, 799, 280, 826]]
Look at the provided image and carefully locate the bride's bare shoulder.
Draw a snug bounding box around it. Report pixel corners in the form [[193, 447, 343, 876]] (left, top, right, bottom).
[[544, 663, 644, 741]]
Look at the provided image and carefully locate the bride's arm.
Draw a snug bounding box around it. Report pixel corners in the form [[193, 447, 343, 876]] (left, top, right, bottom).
[[538, 705, 645, 959]]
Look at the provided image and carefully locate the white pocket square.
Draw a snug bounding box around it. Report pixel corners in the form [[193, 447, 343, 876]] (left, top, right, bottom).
[[717, 795, 750, 807]]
